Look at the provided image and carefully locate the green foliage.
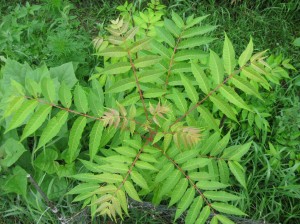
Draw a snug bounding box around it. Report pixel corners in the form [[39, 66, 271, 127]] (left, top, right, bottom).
[[0, 0, 298, 223]]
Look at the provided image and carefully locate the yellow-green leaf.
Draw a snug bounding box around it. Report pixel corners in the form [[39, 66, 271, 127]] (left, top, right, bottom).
[[182, 25, 217, 38], [216, 214, 235, 224], [97, 62, 131, 75], [124, 181, 142, 202], [106, 78, 136, 93], [6, 100, 38, 133], [197, 106, 219, 131], [219, 86, 251, 111], [238, 37, 253, 67], [185, 196, 203, 224], [89, 121, 104, 161], [180, 74, 198, 103], [196, 181, 229, 190], [210, 50, 224, 85], [174, 187, 195, 221], [74, 85, 88, 113], [192, 62, 210, 94], [96, 46, 127, 58], [195, 206, 211, 224], [211, 202, 246, 216], [66, 116, 87, 163], [203, 191, 240, 202], [59, 82, 72, 108], [41, 77, 56, 103], [169, 178, 188, 206], [210, 94, 237, 122], [231, 76, 263, 100], [130, 170, 149, 190], [21, 104, 52, 141], [37, 110, 68, 149], [134, 55, 161, 68], [156, 27, 175, 47], [228, 161, 247, 189], [223, 33, 236, 75]]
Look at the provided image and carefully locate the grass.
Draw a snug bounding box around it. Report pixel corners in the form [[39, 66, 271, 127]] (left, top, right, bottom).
[[0, 0, 299, 223]]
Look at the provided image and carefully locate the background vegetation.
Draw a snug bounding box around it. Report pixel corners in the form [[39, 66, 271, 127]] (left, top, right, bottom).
[[0, 0, 299, 223]]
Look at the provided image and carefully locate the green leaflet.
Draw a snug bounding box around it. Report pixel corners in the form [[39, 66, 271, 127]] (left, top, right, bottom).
[[89, 121, 104, 161], [180, 74, 198, 103], [74, 85, 89, 113], [174, 50, 207, 62], [130, 170, 149, 190], [181, 158, 210, 170], [59, 82, 72, 108], [143, 88, 166, 98], [96, 46, 127, 58], [238, 37, 253, 67], [106, 78, 136, 93], [182, 25, 217, 38], [216, 214, 235, 224], [66, 116, 87, 163], [174, 187, 195, 221], [20, 104, 52, 141], [25, 78, 40, 98], [169, 178, 188, 206], [156, 27, 175, 47], [210, 94, 237, 122], [218, 160, 230, 184], [117, 190, 129, 216], [210, 131, 231, 156], [208, 159, 219, 181], [186, 15, 209, 29], [134, 55, 161, 68], [66, 183, 99, 195], [241, 67, 269, 85], [223, 33, 236, 75], [167, 88, 187, 113], [124, 181, 141, 202], [211, 216, 218, 224], [139, 153, 158, 163], [195, 206, 211, 224], [97, 62, 131, 75], [135, 161, 158, 171], [159, 169, 181, 197], [197, 106, 220, 131], [231, 75, 263, 100], [164, 19, 181, 37], [113, 146, 137, 158], [37, 110, 68, 149], [171, 11, 184, 29], [199, 132, 220, 155], [185, 196, 203, 224], [2, 96, 25, 119], [41, 77, 56, 103], [129, 37, 152, 53], [209, 50, 224, 85], [174, 149, 200, 164], [155, 163, 174, 183], [125, 27, 139, 40], [203, 191, 240, 202], [221, 141, 252, 161], [150, 40, 172, 58], [211, 202, 246, 216], [191, 62, 210, 94], [196, 181, 229, 190], [172, 62, 191, 73], [219, 86, 251, 111], [178, 37, 215, 49], [72, 173, 123, 183], [228, 161, 247, 189], [6, 100, 39, 133]]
